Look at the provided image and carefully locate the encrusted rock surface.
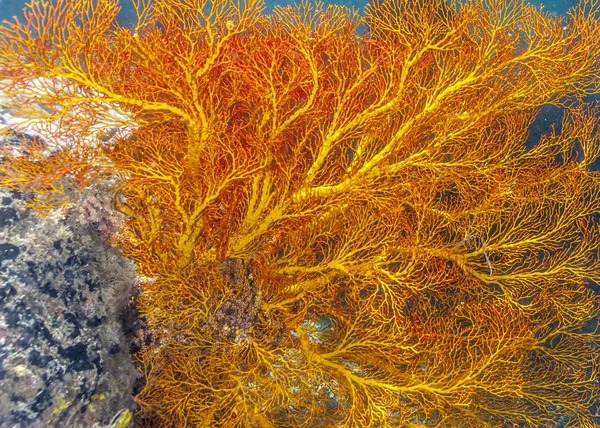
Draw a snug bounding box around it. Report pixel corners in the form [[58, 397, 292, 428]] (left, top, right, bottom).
[[0, 186, 141, 427]]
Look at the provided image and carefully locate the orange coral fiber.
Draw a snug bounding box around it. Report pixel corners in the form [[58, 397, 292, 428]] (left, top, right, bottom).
[[1, 0, 600, 425]]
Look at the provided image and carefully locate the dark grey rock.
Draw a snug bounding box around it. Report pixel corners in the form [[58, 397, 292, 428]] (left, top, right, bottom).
[[0, 188, 141, 427]]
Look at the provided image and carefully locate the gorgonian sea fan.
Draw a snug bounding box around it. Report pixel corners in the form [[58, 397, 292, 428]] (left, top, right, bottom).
[[1, 0, 599, 425]]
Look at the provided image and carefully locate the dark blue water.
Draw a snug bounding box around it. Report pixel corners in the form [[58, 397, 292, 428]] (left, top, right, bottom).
[[0, 0, 580, 25]]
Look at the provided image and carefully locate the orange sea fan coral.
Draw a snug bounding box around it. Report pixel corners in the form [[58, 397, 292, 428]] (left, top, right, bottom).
[[1, 0, 600, 425]]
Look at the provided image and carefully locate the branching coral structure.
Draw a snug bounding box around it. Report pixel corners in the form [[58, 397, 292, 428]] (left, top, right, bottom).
[[1, 0, 600, 425]]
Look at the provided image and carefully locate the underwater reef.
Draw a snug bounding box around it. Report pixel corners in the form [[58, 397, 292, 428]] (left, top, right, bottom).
[[1, 0, 600, 425]]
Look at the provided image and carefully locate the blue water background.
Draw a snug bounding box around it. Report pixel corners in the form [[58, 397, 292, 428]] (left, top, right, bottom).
[[0, 0, 579, 25]]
